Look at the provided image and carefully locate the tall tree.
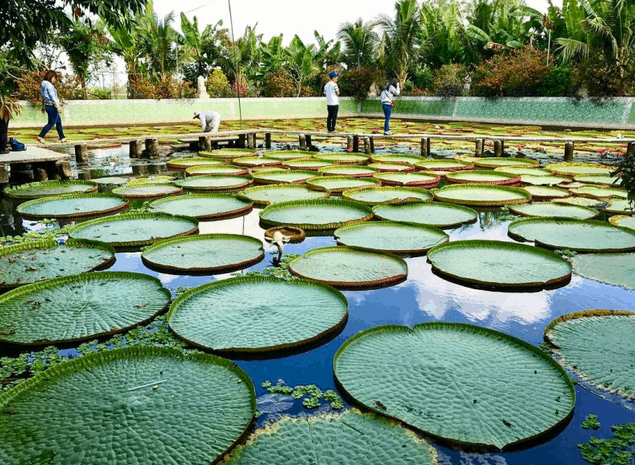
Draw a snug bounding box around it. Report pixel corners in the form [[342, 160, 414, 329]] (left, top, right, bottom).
[[337, 19, 379, 68], [138, 5, 179, 78], [285, 35, 319, 97]]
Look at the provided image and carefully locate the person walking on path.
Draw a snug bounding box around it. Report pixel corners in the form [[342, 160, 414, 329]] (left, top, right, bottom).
[[36, 71, 66, 143], [324, 71, 340, 133], [194, 110, 222, 133], [380, 78, 400, 135]]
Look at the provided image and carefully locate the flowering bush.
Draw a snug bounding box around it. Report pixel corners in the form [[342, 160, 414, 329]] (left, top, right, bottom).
[[16, 70, 83, 104], [206, 68, 230, 97], [261, 69, 295, 97]]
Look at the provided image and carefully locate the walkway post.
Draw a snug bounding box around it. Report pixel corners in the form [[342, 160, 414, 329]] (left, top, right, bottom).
[[564, 141, 574, 162]]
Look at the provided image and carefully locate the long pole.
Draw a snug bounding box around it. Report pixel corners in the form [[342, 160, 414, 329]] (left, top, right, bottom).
[[227, 0, 243, 127]]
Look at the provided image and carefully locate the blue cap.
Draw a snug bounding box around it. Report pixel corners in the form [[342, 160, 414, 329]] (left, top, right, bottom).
[[329, 71, 340, 78]]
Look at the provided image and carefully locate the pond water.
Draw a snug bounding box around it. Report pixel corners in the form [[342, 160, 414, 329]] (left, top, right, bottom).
[[1, 144, 634, 465]]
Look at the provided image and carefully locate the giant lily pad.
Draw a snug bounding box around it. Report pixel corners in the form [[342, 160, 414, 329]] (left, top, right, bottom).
[[4, 180, 98, 199], [250, 169, 316, 184], [432, 184, 531, 206], [127, 176, 175, 186], [546, 163, 612, 177], [333, 322, 575, 450], [175, 175, 252, 191], [185, 164, 249, 176], [112, 184, 182, 199], [0, 271, 170, 345], [0, 238, 115, 290], [221, 409, 437, 465], [335, 221, 448, 254], [574, 174, 622, 186], [508, 218, 635, 252], [240, 185, 328, 207], [281, 159, 333, 170], [445, 170, 520, 185], [373, 201, 478, 228], [306, 176, 380, 194], [520, 175, 570, 186], [288, 246, 407, 289], [373, 172, 440, 188], [368, 162, 415, 172], [605, 199, 635, 215], [68, 212, 198, 249], [318, 165, 377, 177], [472, 157, 540, 169], [315, 153, 369, 164], [609, 215, 635, 229], [149, 193, 253, 220], [510, 202, 599, 220], [427, 240, 572, 289], [569, 185, 628, 199], [200, 148, 258, 159], [571, 253, 635, 289], [495, 167, 552, 176], [522, 186, 570, 201], [166, 157, 223, 170], [342, 186, 433, 206], [168, 276, 347, 352], [0, 346, 255, 464], [553, 196, 607, 208], [261, 150, 314, 160], [231, 157, 282, 168], [371, 154, 423, 165], [259, 199, 373, 231], [544, 310, 635, 399], [415, 159, 474, 171], [142, 234, 264, 274], [16, 193, 129, 220]]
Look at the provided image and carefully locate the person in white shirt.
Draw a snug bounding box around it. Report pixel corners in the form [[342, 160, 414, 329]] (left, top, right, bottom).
[[380, 78, 400, 135], [193, 110, 222, 133], [324, 71, 340, 133]]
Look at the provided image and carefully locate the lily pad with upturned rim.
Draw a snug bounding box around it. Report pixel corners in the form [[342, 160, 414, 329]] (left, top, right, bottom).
[[373, 201, 478, 229], [432, 184, 531, 207], [445, 170, 520, 185], [574, 174, 623, 186], [261, 150, 315, 160], [371, 154, 424, 165], [259, 199, 373, 231], [264, 226, 306, 243], [0, 271, 170, 345], [553, 197, 607, 208], [200, 148, 258, 159], [520, 175, 571, 186], [141, 234, 264, 274], [185, 164, 249, 176], [372, 172, 441, 188], [472, 157, 539, 169], [306, 176, 381, 194], [605, 199, 635, 215], [314, 153, 369, 164], [166, 157, 223, 170], [571, 253, 635, 289], [148, 193, 252, 220], [288, 246, 407, 289], [508, 217, 635, 252], [342, 186, 433, 206], [16, 193, 129, 220], [427, 240, 572, 289], [250, 169, 316, 185], [4, 180, 98, 199], [231, 157, 283, 168], [367, 162, 415, 173], [240, 185, 329, 207], [168, 276, 348, 352], [546, 162, 613, 177], [0, 346, 256, 464], [510, 202, 599, 220], [522, 186, 571, 201], [281, 159, 334, 170], [112, 184, 183, 199], [318, 165, 377, 177], [175, 175, 253, 192], [569, 185, 628, 200], [609, 215, 635, 229], [414, 159, 474, 171], [494, 167, 552, 176]]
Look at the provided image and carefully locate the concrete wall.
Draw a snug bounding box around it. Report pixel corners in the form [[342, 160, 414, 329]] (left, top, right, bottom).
[[12, 96, 635, 129]]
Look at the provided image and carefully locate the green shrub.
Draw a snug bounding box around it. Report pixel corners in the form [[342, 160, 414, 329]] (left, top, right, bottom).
[[89, 87, 112, 100], [16, 70, 84, 104], [261, 69, 295, 97], [339, 66, 383, 101], [433, 64, 469, 97], [539, 65, 576, 97], [206, 68, 230, 97]]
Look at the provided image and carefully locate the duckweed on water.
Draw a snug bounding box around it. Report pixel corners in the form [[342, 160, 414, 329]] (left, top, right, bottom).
[[582, 414, 601, 430], [238, 253, 300, 281], [261, 380, 344, 410], [578, 422, 635, 464]]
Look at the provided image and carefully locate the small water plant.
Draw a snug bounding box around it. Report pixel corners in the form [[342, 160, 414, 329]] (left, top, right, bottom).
[[582, 414, 601, 430], [578, 422, 635, 464], [261, 379, 344, 410]]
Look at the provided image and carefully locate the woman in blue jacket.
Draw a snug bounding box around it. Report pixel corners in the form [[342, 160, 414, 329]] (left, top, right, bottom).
[[36, 71, 66, 143]]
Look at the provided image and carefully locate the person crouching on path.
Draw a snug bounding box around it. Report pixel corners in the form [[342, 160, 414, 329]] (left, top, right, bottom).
[[36, 71, 66, 143], [380, 78, 400, 135], [324, 71, 340, 133], [194, 110, 222, 133]]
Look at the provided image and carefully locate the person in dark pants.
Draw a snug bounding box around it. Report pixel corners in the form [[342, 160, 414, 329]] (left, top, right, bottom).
[[324, 71, 340, 133], [0, 118, 8, 154], [36, 70, 66, 143], [380, 78, 400, 135]]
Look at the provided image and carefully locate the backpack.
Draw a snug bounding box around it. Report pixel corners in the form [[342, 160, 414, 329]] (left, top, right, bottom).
[[9, 138, 26, 151]]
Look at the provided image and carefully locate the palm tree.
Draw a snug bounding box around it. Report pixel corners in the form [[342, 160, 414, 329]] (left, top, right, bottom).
[[137, 5, 179, 78], [285, 35, 319, 96], [337, 19, 379, 68], [419, 0, 467, 67]]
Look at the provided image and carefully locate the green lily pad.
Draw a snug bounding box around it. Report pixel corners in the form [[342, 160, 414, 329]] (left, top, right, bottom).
[[335, 221, 448, 254], [605, 199, 635, 215], [240, 185, 329, 207], [609, 215, 635, 229], [282, 159, 334, 170], [520, 175, 571, 186], [288, 246, 407, 289], [415, 159, 474, 171], [221, 409, 437, 465], [127, 176, 175, 186], [0, 271, 170, 345], [0, 238, 115, 290], [571, 253, 635, 289], [569, 186, 628, 199], [510, 202, 599, 220], [4, 180, 98, 199], [523, 186, 571, 200], [546, 163, 613, 177], [445, 170, 520, 185], [553, 197, 607, 208], [306, 176, 381, 194], [368, 162, 415, 172], [427, 240, 572, 289], [508, 218, 635, 252], [168, 276, 347, 352], [175, 175, 253, 191], [149, 193, 253, 220], [472, 157, 539, 168], [318, 165, 377, 177], [251, 170, 316, 184], [16, 193, 129, 220], [261, 150, 315, 160], [372, 172, 441, 188], [574, 174, 623, 186], [91, 176, 130, 192], [0, 347, 255, 463], [544, 310, 635, 399], [259, 199, 373, 231], [315, 153, 369, 164], [200, 148, 258, 159], [371, 154, 423, 165], [112, 184, 182, 199], [166, 157, 223, 169], [334, 322, 575, 450], [232, 157, 283, 168], [494, 167, 552, 176], [68, 212, 199, 250], [142, 234, 264, 274], [433, 184, 531, 206], [185, 164, 249, 176], [342, 186, 433, 206], [373, 201, 478, 228]]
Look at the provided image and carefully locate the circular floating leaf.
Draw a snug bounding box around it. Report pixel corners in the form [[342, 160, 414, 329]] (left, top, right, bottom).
[[546, 163, 612, 176], [334, 323, 575, 450], [185, 164, 249, 176], [261, 150, 314, 160], [289, 246, 407, 289], [574, 174, 622, 186], [427, 240, 572, 289], [306, 176, 380, 194], [259, 199, 373, 231], [166, 157, 223, 170], [445, 170, 520, 185], [495, 167, 552, 176], [520, 175, 570, 186], [510, 202, 599, 220], [68, 212, 199, 250], [0, 346, 255, 464], [335, 221, 448, 254], [609, 215, 635, 229], [318, 165, 376, 177], [0, 239, 115, 290], [127, 176, 175, 186], [415, 159, 473, 171], [142, 234, 264, 274], [16, 193, 129, 220], [112, 184, 182, 199], [473, 157, 539, 168], [570, 185, 628, 199], [373, 201, 478, 229], [0, 271, 170, 345], [508, 218, 635, 252], [92, 176, 129, 192], [371, 154, 423, 165], [149, 193, 252, 220], [342, 186, 432, 206], [373, 172, 440, 188], [523, 185, 570, 200], [4, 180, 98, 199], [168, 276, 347, 352], [554, 196, 607, 208], [250, 169, 316, 184], [281, 158, 333, 170], [175, 175, 252, 191], [240, 185, 328, 207], [605, 199, 635, 215], [200, 148, 258, 159], [545, 310, 635, 399], [433, 184, 531, 206], [264, 226, 306, 243], [571, 253, 635, 289], [232, 157, 283, 168], [221, 409, 437, 465], [368, 162, 415, 172], [315, 153, 369, 164]]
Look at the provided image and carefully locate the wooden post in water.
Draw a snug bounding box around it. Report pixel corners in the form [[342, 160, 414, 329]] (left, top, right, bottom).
[[299, 135, 306, 149], [199, 136, 211, 152], [494, 140, 504, 157], [129, 139, 143, 158], [237, 134, 246, 148], [55, 160, 72, 179], [475, 139, 485, 156], [74, 143, 88, 163], [145, 138, 160, 158], [362, 137, 372, 154], [352, 135, 359, 153], [265, 133, 272, 149], [346, 135, 354, 151], [564, 141, 574, 162], [251, 133, 257, 149], [627, 141, 635, 157], [0, 164, 9, 183], [305, 135, 312, 148], [420, 138, 431, 157]]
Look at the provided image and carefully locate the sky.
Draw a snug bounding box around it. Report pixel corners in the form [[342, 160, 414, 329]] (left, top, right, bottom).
[[152, 0, 556, 47]]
